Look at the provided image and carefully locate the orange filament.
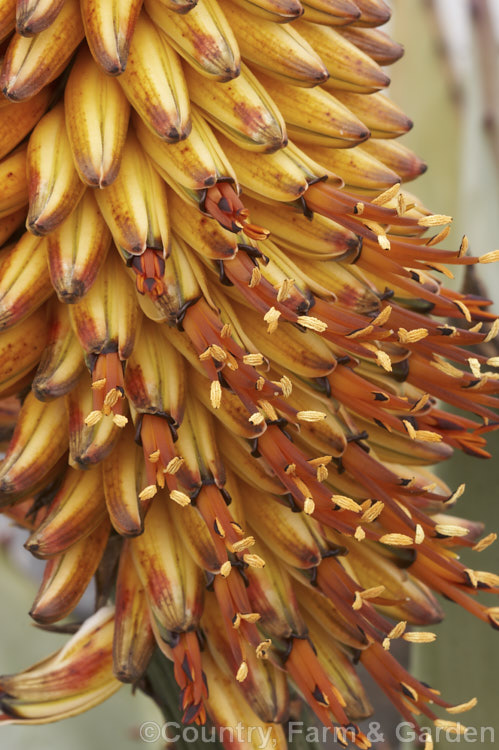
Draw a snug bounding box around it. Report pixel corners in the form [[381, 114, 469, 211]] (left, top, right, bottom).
[[139, 413, 177, 491], [172, 632, 207, 725], [204, 183, 269, 240], [130, 249, 166, 298], [91, 352, 125, 415]]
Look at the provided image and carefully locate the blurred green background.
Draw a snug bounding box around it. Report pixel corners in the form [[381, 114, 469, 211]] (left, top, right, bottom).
[[1, 2, 499, 749]]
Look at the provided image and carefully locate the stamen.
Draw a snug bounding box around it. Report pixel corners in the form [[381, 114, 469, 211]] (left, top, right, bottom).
[[414, 524, 425, 544], [243, 553, 266, 568], [446, 698, 478, 714], [433, 720, 467, 734], [379, 533, 414, 547], [84, 410, 102, 426], [297, 411, 327, 422], [263, 307, 281, 333], [398, 327, 429, 344], [479, 250, 499, 263], [165, 457, 184, 474], [388, 621, 407, 640], [418, 214, 453, 227], [403, 420, 442, 443], [170, 490, 191, 507], [256, 639, 271, 659], [296, 315, 327, 332], [331, 495, 362, 513], [354, 526, 366, 541], [434, 524, 469, 538], [139, 485, 157, 501], [210, 381, 222, 409], [361, 501, 384, 523], [236, 661, 248, 682], [403, 632, 437, 644], [473, 533, 497, 552], [220, 561, 232, 578], [242, 353, 264, 366], [371, 183, 400, 206]]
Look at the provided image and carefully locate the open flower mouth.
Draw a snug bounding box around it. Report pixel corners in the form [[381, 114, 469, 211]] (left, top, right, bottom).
[[0, 0, 497, 747]]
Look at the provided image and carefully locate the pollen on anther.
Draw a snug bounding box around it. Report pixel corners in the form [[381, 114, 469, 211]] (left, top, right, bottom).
[[139, 485, 157, 501], [85, 410, 103, 426], [236, 661, 248, 682], [210, 381, 222, 409], [170, 490, 191, 507], [263, 307, 281, 333], [220, 561, 232, 578], [243, 553, 265, 568]]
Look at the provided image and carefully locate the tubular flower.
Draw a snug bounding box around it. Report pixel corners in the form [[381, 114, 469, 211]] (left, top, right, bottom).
[[0, 0, 499, 746]]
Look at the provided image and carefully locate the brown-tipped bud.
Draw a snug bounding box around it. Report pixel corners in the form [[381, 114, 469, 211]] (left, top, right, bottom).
[[146, 0, 241, 82], [0, 232, 53, 331], [32, 301, 85, 401], [94, 131, 170, 257], [26, 103, 85, 236], [258, 71, 370, 148], [0, 606, 117, 702], [297, 21, 389, 94], [102, 423, 147, 536], [0, 306, 46, 398], [113, 541, 155, 683], [305, 142, 399, 194], [362, 138, 427, 183], [168, 189, 238, 261], [29, 519, 110, 624], [353, 0, 391, 27], [174, 397, 226, 491], [117, 13, 190, 142], [16, 0, 65, 35], [25, 466, 107, 558], [1, 0, 84, 101], [0, 391, 68, 500], [338, 25, 404, 65], [69, 251, 140, 363], [328, 532, 445, 626], [170, 498, 228, 574], [81, 0, 142, 75], [299, 0, 360, 27], [124, 317, 185, 426], [246, 495, 322, 569], [334, 90, 412, 139], [0, 145, 29, 215], [295, 578, 367, 650], [65, 47, 130, 188], [130, 496, 205, 633], [229, 0, 302, 23], [0, 0, 15, 43], [220, 0, 328, 88], [137, 106, 235, 194], [184, 62, 287, 153], [46, 189, 111, 301], [246, 543, 308, 639], [0, 86, 52, 161]]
